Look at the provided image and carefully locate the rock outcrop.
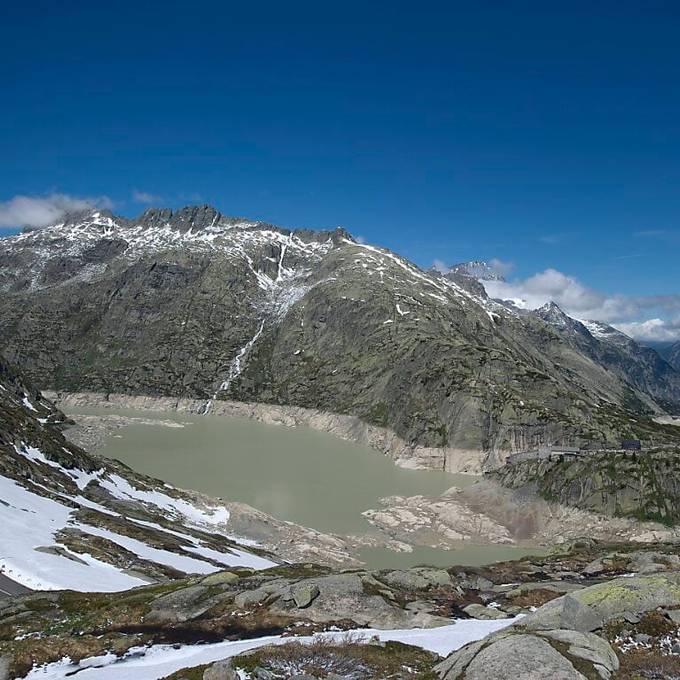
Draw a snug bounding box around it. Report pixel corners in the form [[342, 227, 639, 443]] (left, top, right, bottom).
[[438, 571, 680, 679], [492, 446, 680, 523], [362, 479, 680, 549], [436, 628, 618, 680]]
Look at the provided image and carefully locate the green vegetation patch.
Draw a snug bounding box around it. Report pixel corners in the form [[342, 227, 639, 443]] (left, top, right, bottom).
[[232, 635, 439, 679]]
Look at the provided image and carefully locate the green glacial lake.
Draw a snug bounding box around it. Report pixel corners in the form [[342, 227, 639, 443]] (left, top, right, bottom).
[[67, 406, 540, 569]]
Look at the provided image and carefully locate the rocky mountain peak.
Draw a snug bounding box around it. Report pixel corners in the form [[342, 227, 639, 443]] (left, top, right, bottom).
[[18, 205, 360, 250], [59, 208, 119, 229], [164, 204, 223, 232], [447, 260, 507, 282], [37, 204, 246, 235], [137, 207, 174, 229], [534, 302, 597, 340], [535, 301, 572, 326], [537, 300, 564, 314]]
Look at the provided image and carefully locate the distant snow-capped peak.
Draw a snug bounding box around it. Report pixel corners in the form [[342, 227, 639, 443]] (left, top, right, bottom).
[[446, 260, 508, 282], [579, 319, 632, 344]]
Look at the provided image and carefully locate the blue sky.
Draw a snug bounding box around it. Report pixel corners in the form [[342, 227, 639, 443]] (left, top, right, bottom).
[[1, 2, 679, 339]]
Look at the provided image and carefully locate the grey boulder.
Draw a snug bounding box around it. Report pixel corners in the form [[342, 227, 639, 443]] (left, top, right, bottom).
[[519, 594, 603, 632], [521, 573, 680, 632], [436, 629, 618, 680], [436, 633, 587, 679], [292, 582, 320, 608], [539, 629, 619, 679], [463, 603, 509, 620], [203, 659, 239, 679]]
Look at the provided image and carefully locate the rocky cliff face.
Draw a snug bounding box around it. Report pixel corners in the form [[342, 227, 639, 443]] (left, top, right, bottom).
[[492, 444, 680, 524], [668, 341, 680, 371], [0, 206, 679, 461]]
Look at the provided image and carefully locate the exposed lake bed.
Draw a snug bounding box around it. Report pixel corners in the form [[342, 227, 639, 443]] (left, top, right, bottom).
[[61, 403, 544, 569]]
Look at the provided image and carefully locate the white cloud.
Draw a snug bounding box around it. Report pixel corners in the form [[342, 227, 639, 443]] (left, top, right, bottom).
[[485, 269, 601, 316], [0, 193, 112, 229], [487, 258, 515, 278], [132, 190, 162, 205], [615, 318, 680, 343], [483, 269, 680, 342]]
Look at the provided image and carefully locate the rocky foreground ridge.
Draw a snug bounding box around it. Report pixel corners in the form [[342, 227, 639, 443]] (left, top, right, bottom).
[[6, 540, 680, 678], [1, 206, 680, 468]]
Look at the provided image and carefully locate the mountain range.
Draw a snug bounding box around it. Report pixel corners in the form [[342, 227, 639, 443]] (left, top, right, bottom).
[[1, 205, 679, 468], [3, 206, 680, 680]]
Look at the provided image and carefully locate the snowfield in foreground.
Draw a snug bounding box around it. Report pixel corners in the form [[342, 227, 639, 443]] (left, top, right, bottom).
[[0, 455, 276, 591], [0, 474, 147, 591], [22, 619, 516, 679]]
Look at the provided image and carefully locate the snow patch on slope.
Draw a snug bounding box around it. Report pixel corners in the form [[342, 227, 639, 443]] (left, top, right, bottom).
[[0, 475, 146, 591], [580, 319, 631, 345], [343, 240, 505, 324], [98, 473, 230, 527], [2, 218, 335, 294], [22, 619, 516, 679], [2, 443, 276, 590]]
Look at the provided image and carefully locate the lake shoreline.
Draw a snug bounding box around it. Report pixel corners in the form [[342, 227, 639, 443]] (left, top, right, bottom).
[[56, 401, 549, 570], [53, 394, 675, 570], [45, 390, 490, 474]]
